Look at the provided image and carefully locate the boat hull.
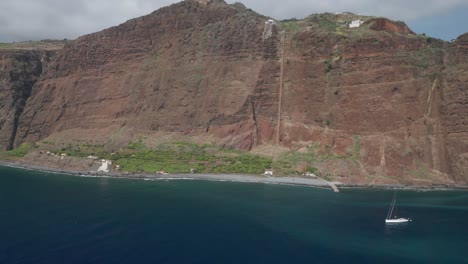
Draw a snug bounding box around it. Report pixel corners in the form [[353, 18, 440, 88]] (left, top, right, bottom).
[[385, 218, 410, 223]]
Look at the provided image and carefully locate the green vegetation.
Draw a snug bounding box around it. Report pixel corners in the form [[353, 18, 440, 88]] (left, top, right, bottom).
[[324, 55, 343, 73], [111, 142, 273, 174], [280, 20, 301, 33], [305, 165, 318, 174], [272, 144, 350, 175], [317, 19, 337, 31], [48, 142, 107, 158], [0, 40, 67, 50], [0, 43, 15, 49], [42, 141, 272, 174], [2, 139, 358, 176], [7, 143, 33, 157], [281, 18, 299, 23], [126, 141, 145, 150], [404, 47, 445, 71], [324, 59, 334, 72], [336, 23, 376, 40], [0, 143, 33, 159], [352, 135, 362, 157]]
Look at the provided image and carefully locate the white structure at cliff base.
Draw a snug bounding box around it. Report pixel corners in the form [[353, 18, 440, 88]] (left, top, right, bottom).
[[98, 159, 112, 173]]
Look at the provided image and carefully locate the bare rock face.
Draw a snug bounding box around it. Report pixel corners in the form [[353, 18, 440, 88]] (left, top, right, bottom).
[[442, 33, 468, 183], [0, 50, 54, 150], [4, 2, 468, 184], [364, 18, 415, 35], [15, 0, 277, 150], [454, 33, 468, 47]]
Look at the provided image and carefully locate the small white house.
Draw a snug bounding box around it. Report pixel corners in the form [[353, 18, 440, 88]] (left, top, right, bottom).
[[349, 20, 364, 28], [264, 169, 274, 176], [98, 159, 112, 173], [265, 19, 275, 24]]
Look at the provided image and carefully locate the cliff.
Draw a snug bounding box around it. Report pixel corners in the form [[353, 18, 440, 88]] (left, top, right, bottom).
[[0, 50, 55, 150], [1, 0, 467, 184], [16, 0, 276, 150]]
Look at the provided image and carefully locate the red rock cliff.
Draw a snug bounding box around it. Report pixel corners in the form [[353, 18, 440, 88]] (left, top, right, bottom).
[[7, 1, 468, 184], [16, 0, 279, 151], [0, 50, 54, 150]]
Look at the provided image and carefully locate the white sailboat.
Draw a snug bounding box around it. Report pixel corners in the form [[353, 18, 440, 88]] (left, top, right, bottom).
[[385, 191, 411, 223]]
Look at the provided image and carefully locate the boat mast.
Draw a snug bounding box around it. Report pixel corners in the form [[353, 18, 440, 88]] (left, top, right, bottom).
[[386, 191, 397, 219]]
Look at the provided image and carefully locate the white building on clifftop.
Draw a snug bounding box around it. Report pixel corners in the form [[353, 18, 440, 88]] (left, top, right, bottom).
[[349, 20, 364, 28]]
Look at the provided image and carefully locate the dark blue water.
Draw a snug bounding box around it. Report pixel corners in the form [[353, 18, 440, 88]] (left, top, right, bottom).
[[0, 166, 467, 264]]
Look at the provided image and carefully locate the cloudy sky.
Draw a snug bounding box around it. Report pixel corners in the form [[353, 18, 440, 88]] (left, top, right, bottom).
[[1, 0, 467, 42]]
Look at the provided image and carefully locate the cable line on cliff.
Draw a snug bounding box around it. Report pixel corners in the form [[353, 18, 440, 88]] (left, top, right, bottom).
[[276, 30, 286, 145]]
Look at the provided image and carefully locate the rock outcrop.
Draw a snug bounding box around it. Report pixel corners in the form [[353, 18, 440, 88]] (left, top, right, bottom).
[[364, 18, 415, 35], [0, 50, 54, 150], [1, 0, 467, 184]]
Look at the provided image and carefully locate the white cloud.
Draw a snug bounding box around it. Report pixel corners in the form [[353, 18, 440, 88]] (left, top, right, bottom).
[[239, 0, 468, 20], [0, 0, 466, 42], [0, 0, 175, 41]]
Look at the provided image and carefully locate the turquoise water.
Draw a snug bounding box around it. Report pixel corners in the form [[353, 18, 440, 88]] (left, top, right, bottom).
[[0, 166, 467, 263]]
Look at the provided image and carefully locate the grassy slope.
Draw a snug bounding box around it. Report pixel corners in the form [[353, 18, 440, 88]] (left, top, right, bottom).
[[0, 40, 67, 51], [1, 140, 358, 176]]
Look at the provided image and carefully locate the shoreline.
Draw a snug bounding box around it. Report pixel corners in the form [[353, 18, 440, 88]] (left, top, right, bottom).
[[0, 161, 334, 190], [1, 160, 467, 192]]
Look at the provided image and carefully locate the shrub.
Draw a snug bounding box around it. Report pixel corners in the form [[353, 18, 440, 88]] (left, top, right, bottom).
[[7, 143, 32, 157]]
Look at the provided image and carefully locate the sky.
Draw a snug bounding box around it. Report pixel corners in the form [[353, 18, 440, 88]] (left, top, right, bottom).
[[0, 0, 467, 42]]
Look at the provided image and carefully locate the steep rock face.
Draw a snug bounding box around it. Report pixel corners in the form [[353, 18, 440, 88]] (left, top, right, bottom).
[[442, 34, 468, 182], [0, 50, 54, 150], [279, 28, 456, 184], [16, 0, 279, 150], [11, 1, 468, 184], [364, 18, 415, 35]]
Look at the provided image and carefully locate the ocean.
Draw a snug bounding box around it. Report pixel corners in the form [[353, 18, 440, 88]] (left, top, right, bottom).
[[0, 166, 467, 263]]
